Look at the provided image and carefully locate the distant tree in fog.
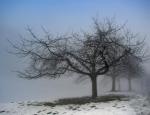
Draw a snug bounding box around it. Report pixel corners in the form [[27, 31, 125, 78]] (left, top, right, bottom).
[[106, 64, 123, 92], [107, 54, 144, 92], [10, 18, 147, 99], [107, 33, 146, 92], [122, 55, 144, 91]]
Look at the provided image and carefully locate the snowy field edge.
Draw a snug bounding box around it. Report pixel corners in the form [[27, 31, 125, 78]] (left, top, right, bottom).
[[0, 94, 150, 115]]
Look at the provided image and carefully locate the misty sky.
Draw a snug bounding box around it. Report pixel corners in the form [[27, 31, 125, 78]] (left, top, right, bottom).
[[0, 0, 150, 103]]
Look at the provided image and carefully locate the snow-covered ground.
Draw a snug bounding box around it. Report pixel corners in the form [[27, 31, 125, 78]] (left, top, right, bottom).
[[0, 95, 150, 115]]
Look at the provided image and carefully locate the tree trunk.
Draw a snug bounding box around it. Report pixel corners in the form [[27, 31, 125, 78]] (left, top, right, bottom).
[[128, 77, 132, 91], [91, 76, 97, 99], [112, 77, 116, 91], [111, 76, 116, 92], [118, 78, 121, 91]]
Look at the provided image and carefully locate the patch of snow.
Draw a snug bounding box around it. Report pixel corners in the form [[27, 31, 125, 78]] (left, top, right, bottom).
[[0, 95, 150, 115]]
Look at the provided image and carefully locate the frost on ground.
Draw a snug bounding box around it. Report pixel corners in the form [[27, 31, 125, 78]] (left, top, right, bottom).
[[0, 94, 150, 115]]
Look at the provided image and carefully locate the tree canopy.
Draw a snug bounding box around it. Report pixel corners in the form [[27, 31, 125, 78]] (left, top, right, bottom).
[[11, 18, 147, 98]]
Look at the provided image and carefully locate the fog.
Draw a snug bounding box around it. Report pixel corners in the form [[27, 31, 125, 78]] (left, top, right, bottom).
[[0, 0, 150, 103]]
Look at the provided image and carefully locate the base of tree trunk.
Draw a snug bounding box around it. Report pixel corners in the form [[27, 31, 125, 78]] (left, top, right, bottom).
[[91, 77, 97, 99]]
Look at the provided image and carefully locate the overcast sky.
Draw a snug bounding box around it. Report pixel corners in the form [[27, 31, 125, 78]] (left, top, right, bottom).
[[0, 0, 150, 103]]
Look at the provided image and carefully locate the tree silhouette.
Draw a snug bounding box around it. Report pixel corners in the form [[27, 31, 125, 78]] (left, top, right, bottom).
[[122, 55, 144, 91], [107, 54, 144, 92], [11, 18, 146, 98]]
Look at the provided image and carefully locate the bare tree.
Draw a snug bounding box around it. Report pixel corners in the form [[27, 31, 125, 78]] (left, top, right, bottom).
[[106, 29, 146, 92], [122, 55, 144, 91], [107, 54, 144, 92], [106, 64, 123, 92], [10, 18, 146, 99]]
